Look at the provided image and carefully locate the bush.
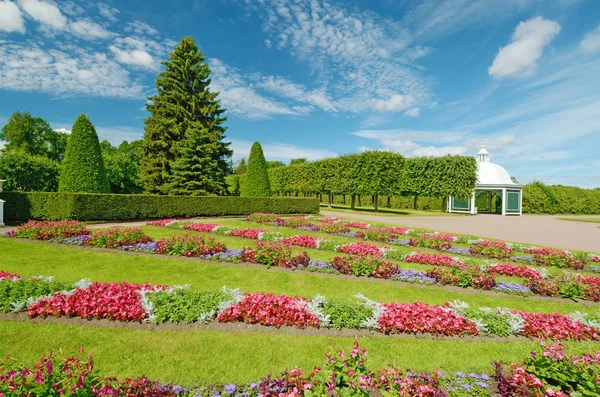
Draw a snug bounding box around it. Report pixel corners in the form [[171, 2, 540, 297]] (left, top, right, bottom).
[[0, 192, 319, 222], [0, 152, 60, 192], [522, 181, 600, 214], [58, 114, 110, 193], [240, 142, 271, 197]]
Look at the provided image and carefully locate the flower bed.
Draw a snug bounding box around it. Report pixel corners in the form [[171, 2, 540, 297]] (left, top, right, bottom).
[[4, 341, 600, 397], [28, 281, 163, 322], [487, 263, 542, 281], [86, 227, 153, 249], [337, 242, 385, 257], [524, 247, 587, 270], [155, 234, 227, 257], [378, 302, 479, 336], [217, 292, 320, 328], [469, 240, 513, 260], [404, 252, 462, 267], [182, 223, 220, 232], [11, 220, 88, 240], [7, 270, 599, 341]]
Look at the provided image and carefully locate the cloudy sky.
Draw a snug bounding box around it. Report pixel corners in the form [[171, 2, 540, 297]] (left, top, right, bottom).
[[0, 0, 599, 187]]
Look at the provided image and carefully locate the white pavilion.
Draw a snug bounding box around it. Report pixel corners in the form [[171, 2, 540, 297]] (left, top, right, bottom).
[[448, 144, 522, 216]]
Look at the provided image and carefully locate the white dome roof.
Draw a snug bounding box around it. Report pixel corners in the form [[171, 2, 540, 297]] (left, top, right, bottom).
[[475, 143, 515, 185], [477, 162, 515, 185]]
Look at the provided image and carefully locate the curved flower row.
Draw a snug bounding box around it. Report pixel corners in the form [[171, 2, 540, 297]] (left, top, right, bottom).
[[3, 271, 599, 341], [243, 214, 599, 268], [7, 340, 599, 397]]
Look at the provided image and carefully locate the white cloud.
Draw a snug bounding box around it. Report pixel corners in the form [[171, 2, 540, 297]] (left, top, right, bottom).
[[371, 94, 415, 112], [581, 25, 600, 54], [489, 17, 561, 78], [256, 75, 336, 112], [70, 19, 113, 40], [53, 127, 70, 134], [61, 1, 83, 16], [210, 59, 301, 119], [97, 3, 119, 23], [264, 39, 272, 48], [0, 0, 25, 33], [351, 129, 516, 158], [17, 0, 67, 30], [125, 20, 158, 36], [230, 139, 338, 161], [245, 0, 432, 113], [0, 42, 144, 99], [109, 45, 155, 69], [404, 107, 421, 117]]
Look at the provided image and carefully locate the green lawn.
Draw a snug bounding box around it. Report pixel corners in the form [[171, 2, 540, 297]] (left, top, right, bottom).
[[2, 218, 599, 387], [2, 320, 598, 385], [319, 204, 461, 217], [558, 217, 600, 223], [1, 237, 595, 315]]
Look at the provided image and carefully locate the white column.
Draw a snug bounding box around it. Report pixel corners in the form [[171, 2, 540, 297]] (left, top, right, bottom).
[[518, 189, 523, 216], [0, 199, 4, 227], [502, 188, 507, 216], [447, 197, 452, 213], [470, 194, 476, 215]]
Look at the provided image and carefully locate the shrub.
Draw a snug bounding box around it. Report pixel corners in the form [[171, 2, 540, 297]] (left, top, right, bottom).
[[0, 192, 319, 222], [337, 242, 384, 257], [58, 114, 110, 193], [0, 152, 60, 192], [240, 142, 271, 197]]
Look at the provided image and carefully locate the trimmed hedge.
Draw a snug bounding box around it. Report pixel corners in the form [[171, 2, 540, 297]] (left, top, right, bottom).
[[0, 192, 319, 222], [522, 182, 600, 214]]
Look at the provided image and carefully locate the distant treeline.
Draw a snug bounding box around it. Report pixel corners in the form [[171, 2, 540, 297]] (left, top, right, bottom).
[[228, 152, 478, 211]]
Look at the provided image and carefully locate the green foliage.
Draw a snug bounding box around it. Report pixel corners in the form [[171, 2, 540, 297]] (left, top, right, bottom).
[[225, 175, 241, 196], [140, 37, 231, 195], [0, 192, 319, 221], [58, 114, 110, 193], [0, 111, 68, 162], [100, 140, 144, 194], [148, 288, 230, 324], [323, 301, 373, 329], [241, 142, 271, 197], [0, 277, 74, 313], [523, 181, 600, 214], [0, 152, 60, 192], [234, 158, 247, 174]]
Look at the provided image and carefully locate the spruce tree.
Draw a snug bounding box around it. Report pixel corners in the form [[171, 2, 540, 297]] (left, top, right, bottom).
[[241, 142, 271, 197], [58, 114, 110, 193], [140, 36, 231, 195]]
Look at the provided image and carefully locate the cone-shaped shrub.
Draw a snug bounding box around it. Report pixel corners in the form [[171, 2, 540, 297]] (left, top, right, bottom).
[[241, 142, 271, 197], [58, 114, 110, 193]]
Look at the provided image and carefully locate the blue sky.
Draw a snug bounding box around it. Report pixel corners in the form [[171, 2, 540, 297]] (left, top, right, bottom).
[[0, 0, 599, 187]]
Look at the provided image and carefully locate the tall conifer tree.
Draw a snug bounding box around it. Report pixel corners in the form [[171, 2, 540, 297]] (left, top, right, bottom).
[[58, 114, 110, 193], [140, 37, 232, 195], [241, 142, 271, 197]]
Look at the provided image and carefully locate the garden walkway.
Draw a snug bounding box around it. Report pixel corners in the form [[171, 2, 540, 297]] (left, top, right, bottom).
[[321, 210, 600, 253]]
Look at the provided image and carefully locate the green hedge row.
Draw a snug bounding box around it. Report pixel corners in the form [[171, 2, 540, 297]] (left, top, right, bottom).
[[0, 192, 319, 222], [522, 182, 600, 214]]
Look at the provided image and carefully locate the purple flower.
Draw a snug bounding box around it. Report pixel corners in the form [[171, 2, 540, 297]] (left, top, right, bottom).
[[392, 269, 436, 284], [493, 281, 531, 295], [388, 238, 410, 245], [442, 247, 471, 256], [511, 255, 533, 261]]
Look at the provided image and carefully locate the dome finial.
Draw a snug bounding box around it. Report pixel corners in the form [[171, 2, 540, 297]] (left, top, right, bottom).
[[477, 142, 490, 162]]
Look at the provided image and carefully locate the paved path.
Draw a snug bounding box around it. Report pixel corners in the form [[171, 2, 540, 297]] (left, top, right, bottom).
[[321, 210, 600, 253]]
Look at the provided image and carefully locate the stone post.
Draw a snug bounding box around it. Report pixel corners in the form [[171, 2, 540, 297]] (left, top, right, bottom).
[[0, 180, 5, 227]]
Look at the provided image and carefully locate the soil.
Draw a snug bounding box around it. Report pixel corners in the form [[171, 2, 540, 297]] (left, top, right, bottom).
[[0, 312, 530, 342]]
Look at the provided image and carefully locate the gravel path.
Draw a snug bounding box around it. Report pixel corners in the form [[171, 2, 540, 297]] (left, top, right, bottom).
[[321, 210, 600, 253]]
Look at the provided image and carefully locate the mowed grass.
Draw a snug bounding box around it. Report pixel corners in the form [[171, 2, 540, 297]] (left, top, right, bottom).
[[2, 320, 599, 385], [558, 217, 600, 224], [318, 204, 461, 217], [1, 237, 596, 315]]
